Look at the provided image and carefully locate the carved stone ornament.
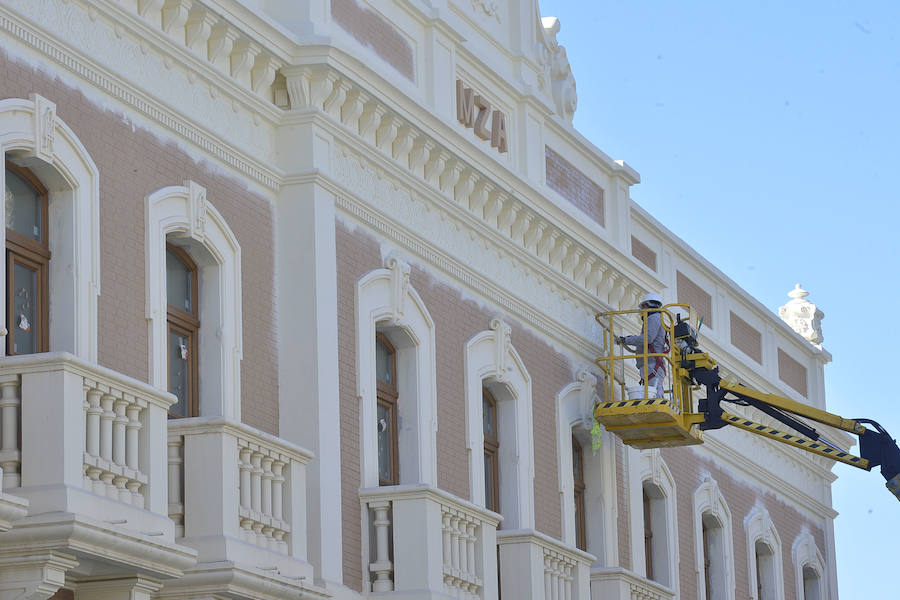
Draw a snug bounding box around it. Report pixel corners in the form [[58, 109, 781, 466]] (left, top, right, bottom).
[[778, 284, 824, 346], [29, 93, 57, 164], [538, 17, 577, 123], [576, 369, 599, 428], [385, 254, 411, 325], [489, 317, 512, 382], [186, 180, 208, 243], [471, 0, 501, 23]]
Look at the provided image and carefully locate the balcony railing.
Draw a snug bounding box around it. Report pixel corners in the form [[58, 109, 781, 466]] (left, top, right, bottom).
[[0, 352, 174, 535], [589, 567, 675, 600], [167, 417, 315, 580], [497, 529, 594, 600], [360, 484, 502, 598]]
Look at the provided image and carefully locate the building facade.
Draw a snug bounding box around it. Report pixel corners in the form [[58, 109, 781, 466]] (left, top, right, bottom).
[[0, 1, 839, 599]]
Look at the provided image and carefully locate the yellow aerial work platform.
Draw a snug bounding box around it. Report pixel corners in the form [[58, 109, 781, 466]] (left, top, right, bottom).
[[593, 304, 706, 449]]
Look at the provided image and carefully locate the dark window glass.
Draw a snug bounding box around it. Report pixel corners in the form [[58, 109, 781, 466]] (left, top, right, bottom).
[[166, 244, 199, 418]]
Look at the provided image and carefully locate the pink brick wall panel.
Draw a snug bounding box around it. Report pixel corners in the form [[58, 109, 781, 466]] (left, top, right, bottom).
[[545, 146, 605, 227], [662, 446, 827, 600], [331, 0, 414, 82], [0, 50, 279, 434]]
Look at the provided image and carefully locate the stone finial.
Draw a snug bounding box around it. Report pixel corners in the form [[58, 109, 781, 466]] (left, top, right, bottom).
[[778, 284, 824, 346]]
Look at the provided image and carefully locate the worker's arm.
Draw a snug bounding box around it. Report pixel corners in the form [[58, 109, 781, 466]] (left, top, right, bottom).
[[622, 311, 662, 347]]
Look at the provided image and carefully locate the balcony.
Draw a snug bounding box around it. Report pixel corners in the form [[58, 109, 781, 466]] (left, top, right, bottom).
[[590, 567, 675, 600], [0, 351, 195, 578], [497, 529, 594, 600], [165, 417, 322, 597], [360, 484, 502, 598]]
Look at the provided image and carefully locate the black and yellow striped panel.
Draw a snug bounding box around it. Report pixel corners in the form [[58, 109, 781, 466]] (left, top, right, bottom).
[[721, 412, 870, 470]]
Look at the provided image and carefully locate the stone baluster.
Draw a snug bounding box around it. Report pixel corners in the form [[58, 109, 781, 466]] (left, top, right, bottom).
[[126, 405, 142, 471], [450, 515, 461, 577], [185, 10, 217, 56], [564, 563, 573, 600], [85, 387, 102, 457], [555, 558, 564, 600], [261, 455, 274, 519], [271, 460, 284, 521], [162, 0, 191, 39], [239, 446, 252, 509], [0, 379, 21, 489], [250, 451, 263, 513], [99, 393, 115, 463], [369, 500, 394, 592], [167, 438, 184, 536], [113, 397, 128, 467], [441, 511, 452, 571], [466, 521, 477, 582], [544, 555, 553, 599]]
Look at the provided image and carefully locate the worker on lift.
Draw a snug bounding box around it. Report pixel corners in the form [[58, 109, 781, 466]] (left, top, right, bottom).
[[616, 292, 668, 399]]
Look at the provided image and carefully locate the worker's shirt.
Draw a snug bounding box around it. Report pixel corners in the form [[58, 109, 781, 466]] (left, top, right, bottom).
[[623, 311, 666, 373]]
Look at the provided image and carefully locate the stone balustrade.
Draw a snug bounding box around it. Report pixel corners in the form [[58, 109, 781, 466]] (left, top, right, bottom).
[[167, 416, 315, 580], [359, 484, 502, 599], [589, 567, 675, 600], [497, 529, 594, 600], [0, 352, 174, 535]]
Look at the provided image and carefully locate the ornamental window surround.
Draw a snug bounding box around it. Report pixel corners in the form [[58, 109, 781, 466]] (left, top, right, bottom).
[[0, 94, 101, 362], [146, 181, 242, 419], [465, 318, 534, 529], [693, 475, 735, 600], [356, 255, 438, 488], [744, 505, 784, 600]]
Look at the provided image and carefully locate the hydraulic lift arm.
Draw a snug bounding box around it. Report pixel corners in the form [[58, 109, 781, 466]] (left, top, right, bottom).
[[683, 351, 900, 502]]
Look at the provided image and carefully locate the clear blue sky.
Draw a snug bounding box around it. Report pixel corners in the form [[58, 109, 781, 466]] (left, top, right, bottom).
[[536, 1, 900, 596]]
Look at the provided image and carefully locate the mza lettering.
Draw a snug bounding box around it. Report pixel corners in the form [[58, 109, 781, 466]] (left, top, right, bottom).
[[456, 80, 508, 154]]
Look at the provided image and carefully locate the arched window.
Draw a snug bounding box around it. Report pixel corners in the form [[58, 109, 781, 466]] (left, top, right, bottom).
[[693, 475, 734, 600], [802, 566, 821, 600], [376, 332, 399, 486], [755, 540, 776, 600], [483, 389, 499, 512], [643, 486, 654, 580], [744, 505, 784, 600], [166, 244, 199, 418], [5, 162, 49, 355], [792, 531, 826, 600], [572, 435, 586, 551]]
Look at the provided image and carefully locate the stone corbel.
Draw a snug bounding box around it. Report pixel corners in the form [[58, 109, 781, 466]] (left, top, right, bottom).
[[0, 552, 78, 600], [229, 39, 261, 88], [489, 318, 512, 382], [138, 0, 165, 23], [497, 198, 519, 233], [162, 0, 192, 38], [250, 54, 281, 96], [439, 159, 464, 195], [74, 576, 162, 600], [207, 25, 238, 72], [407, 137, 434, 176], [392, 126, 416, 164], [483, 189, 504, 223], [359, 102, 386, 144], [510, 210, 533, 241], [28, 93, 56, 164], [384, 255, 411, 326], [453, 169, 478, 204], [424, 149, 449, 187], [185, 10, 217, 56], [340, 89, 367, 129], [468, 180, 492, 216], [322, 78, 351, 118]]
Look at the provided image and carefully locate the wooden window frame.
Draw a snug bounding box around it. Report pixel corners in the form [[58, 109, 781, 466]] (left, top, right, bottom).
[[5, 161, 50, 356], [573, 435, 587, 551], [702, 520, 712, 600], [376, 332, 399, 486], [756, 544, 764, 600], [166, 243, 200, 419], [643, 487, 654, 581], [483, 388, 500, 513]]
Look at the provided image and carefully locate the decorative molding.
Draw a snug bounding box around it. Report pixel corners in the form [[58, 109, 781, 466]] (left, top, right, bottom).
[[145, 181, 243, 419], [29, 93, 57, 163], [779, 284, 824, 347], [465, 318, 534, 528], [356, 260, 438, 488], [538, 17, 577, 123], [744, 504, 785, 600], [471, 0, 502, 23], [791, 530, 828, 600], [692, 475, 735, 600], [0, 0, 281, 190]]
